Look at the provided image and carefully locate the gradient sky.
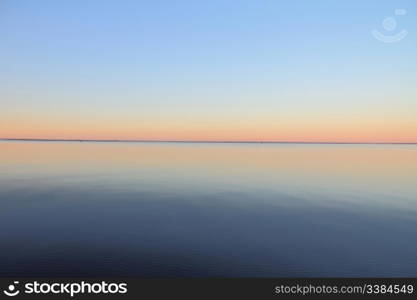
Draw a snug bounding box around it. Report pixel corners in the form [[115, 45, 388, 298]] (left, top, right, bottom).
[[1, 0, 416, 142]]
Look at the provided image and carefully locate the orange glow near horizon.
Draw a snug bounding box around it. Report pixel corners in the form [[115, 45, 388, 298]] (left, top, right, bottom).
[[1, 114, 416, 143]]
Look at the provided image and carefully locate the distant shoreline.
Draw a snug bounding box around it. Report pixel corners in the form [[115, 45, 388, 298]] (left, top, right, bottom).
[[1, 138, 416, 145]]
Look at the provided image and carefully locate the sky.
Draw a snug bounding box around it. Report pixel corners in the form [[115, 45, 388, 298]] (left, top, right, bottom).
[[1, 0, 416, 142]]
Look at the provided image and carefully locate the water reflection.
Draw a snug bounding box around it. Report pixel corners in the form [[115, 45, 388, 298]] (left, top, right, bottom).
[[0, 141, 416, 276]]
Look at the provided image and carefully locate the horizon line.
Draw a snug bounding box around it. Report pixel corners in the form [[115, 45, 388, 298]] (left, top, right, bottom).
[[1, 138, 416, 145]]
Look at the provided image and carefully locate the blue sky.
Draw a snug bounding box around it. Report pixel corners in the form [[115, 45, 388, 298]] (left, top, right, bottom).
[[1, 0, 416, 141]]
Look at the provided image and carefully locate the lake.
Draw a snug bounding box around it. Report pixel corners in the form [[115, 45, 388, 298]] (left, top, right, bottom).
[[0, 141, 416, 277]]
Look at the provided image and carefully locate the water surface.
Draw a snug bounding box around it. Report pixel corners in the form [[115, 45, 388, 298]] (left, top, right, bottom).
[[0, 141, 416, 277]]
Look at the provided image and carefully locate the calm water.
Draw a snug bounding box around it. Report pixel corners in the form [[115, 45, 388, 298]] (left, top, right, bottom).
[[0, 141, 416, 277]]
